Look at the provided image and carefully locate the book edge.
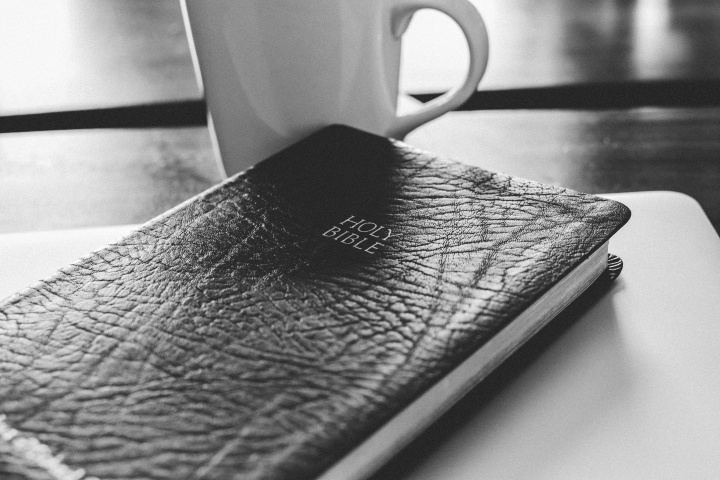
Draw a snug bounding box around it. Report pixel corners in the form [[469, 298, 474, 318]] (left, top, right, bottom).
[[318, 243, 610, 480]]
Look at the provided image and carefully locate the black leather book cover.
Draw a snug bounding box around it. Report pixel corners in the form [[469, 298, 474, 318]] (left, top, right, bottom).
[[0, 126, 630, 480]]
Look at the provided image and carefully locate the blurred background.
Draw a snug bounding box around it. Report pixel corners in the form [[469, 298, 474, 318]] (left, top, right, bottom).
[[1, 0, 719, 232]]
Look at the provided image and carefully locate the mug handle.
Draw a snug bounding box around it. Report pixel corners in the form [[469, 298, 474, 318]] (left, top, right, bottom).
[[387, 0, 489, 139]]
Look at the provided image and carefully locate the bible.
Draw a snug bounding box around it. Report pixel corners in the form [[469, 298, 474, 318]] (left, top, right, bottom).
[[0, 126, 630, 480]]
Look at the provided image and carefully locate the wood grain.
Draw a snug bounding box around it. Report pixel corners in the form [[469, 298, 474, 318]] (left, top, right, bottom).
[[0, 0, 199, 115], [1, 1, 718, 234], [1, 109, 718, 234], [408, 108, 720, 232], [407, 0, 720, 92], [0, 127, 220, 233], [3, 0, 720, 113]]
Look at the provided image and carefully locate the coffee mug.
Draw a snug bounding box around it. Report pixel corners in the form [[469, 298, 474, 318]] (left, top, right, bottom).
[[182, 0, 489, 176]]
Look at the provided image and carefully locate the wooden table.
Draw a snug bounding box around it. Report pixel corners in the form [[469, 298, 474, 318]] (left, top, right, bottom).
[[1, 0, 718, 235]]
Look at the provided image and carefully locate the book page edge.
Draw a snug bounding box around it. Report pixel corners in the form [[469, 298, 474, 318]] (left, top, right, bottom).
[[319, 242, 610, 480]]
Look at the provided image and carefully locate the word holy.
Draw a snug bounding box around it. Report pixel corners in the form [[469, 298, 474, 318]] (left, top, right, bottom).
[[322, 215, 400, 254]]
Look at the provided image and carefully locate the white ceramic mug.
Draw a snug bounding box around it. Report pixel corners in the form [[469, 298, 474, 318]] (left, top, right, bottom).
[[182, 0, 489, 176]]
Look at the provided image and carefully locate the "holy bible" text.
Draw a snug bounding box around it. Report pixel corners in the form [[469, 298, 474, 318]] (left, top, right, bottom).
[[322, 215, 400, 254]]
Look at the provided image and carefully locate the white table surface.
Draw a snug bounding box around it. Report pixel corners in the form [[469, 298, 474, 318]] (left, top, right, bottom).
[[1, 191, 719, 479]]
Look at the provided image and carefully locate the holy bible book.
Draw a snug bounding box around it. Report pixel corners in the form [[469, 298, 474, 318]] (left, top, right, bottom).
[[0, 126, 630, 480]]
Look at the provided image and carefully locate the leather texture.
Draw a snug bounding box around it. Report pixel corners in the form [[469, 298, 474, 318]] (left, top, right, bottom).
[[0, 126, 630, 480]]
